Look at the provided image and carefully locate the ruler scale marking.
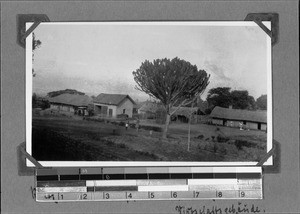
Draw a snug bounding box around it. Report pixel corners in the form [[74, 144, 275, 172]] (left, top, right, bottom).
[[36, 167, 263, 201]]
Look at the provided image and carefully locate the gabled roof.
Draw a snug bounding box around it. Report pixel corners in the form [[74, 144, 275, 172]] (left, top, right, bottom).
[[210, 106, 267, 123], [93, 93, 136, 106], [49, 94, 92, 107]]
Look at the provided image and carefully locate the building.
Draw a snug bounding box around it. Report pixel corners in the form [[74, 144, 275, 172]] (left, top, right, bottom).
[[49, 94, 92, 115], [210, 106, 267, 131], [171, 107, 204, 123], [93, 93, 136, 118]]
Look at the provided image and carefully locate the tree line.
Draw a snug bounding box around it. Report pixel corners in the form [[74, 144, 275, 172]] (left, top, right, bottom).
[[205, 87, 267, 113]]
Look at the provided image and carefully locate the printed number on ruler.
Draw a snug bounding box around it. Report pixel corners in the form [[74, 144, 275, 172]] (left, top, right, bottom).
[[58, 193, 64, 200], [149, 192, 155, 199], [240, 191, 246, 198], [104, 192, 110, 199], [172, 192, 178, 198], [216, 191, 223, 198], [127, 192, 132, 199], [81, 193, 88, 200]]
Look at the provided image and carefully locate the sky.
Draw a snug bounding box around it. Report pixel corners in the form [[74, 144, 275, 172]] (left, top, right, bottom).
[[31, 22, 270, 102]]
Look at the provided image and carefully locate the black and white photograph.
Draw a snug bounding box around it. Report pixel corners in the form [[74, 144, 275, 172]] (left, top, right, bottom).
[[26, 22, 272, 166]]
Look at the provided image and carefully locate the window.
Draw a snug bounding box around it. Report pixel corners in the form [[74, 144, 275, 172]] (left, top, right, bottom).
[[123, 109, 126, 114]]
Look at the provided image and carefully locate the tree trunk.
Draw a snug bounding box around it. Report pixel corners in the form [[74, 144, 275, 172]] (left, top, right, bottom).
[[187, 101, 195, 151], [163, 114, 171, 139], [187, 110, 193, 152], [188, 116, 191, 151]]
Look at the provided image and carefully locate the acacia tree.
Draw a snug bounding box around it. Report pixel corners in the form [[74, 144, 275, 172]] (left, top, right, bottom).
[[133, 57, 210, 138]]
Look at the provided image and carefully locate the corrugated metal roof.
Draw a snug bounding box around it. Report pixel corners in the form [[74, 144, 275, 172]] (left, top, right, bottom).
[[49, 94, 92, 107], [210, 106, 267, 123], [94, 93, 135, 106]]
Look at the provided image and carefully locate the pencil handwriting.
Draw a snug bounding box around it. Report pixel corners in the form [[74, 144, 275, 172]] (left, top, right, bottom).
[[175, 202, 263, 214]]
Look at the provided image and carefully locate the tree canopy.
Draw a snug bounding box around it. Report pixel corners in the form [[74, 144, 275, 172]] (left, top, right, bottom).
[[206, 87, 256, 110], [206, 87, 232, 109], [32, 33, 42, 51], [231, 90, 256, 110], [32, 33, 42, 77], [47, 89, 85, 98], [133, 57, 210, 138], [256, 94, 267, 110]]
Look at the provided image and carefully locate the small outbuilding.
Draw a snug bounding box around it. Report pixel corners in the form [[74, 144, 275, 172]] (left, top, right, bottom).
[[171, 107, 203, 123], [93, 93, 136, 118], [210, 106, 267, 131]]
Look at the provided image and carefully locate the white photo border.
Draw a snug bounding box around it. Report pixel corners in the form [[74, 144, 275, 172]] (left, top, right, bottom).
[[26, 21, 273, 167]]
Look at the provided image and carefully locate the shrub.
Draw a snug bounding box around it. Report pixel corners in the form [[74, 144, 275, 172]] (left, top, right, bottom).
[[119, 143, 127, 149], [139, 124, 162, 132], [217, 135, 229, 142], [197, 135, 204, 139], [219, 146, 227, 155], [234, 140, 256, 150], [105, 139, 114, 146], [213, 143, 218, 153]]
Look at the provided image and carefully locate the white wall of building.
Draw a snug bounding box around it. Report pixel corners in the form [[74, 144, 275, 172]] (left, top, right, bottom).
[[212, 119, 223, 125], [246, 122, 258, 130], [212, 117, 267, 131], [50, 104, 75, 112], [94, 98, 134, 118], [261, 124, 267, 131], [117, 99, 134, 118], [94, 103, 117, 117]]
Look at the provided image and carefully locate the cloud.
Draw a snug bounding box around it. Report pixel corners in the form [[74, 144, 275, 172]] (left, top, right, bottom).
[[32, 71, 149, 101], [204, 60, 231, 81], [200, 61, 239, 99]]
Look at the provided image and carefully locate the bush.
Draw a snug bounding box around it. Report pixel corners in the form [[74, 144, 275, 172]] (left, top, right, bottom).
[[213, 143, 218, 153], [218, 145, 227, 155], [117, 114, 129, 119], [217, 135, 229, 142], [196, 135, 204, 139], [119, 143, 127, 149], [234, 140, 257, 150], [205, 108, 212, 114], [139, 124, 162, 132]]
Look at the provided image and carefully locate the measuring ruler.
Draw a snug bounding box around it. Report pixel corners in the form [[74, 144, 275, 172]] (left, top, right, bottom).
[[35, 166, 262, 202]]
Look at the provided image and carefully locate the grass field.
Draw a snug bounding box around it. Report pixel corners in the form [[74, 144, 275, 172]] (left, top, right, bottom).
[[31, 113, 267, 162]]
